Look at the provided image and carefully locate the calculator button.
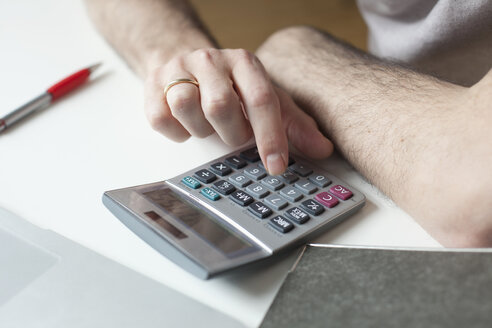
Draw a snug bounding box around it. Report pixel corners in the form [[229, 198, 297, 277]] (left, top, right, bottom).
[[309, 174, 332, 187], [225, 156, 247, 169], [288, 157, 295, 166], [280, 186, 304, 202], [261, 176, 285, 191], [288, 163, 313, 177], [285, 207, 310, 224], [265, 194, 288, 210], [200, 187, 220, 201], [244, 166, 267, 180], [269, 215, 294, 233], [181, 176, 201, 189], [248, 202, 273, 219], [230, 190, 254, 206], [212, 180, 236, 195], [194, 169, 216, 183], [209, 162, 232, 176], [246, 183, 270, 198], [300, 199, 325, 216], [315, 192, 339, 208], [229, 173, 252, 188], [278, 171, 299, 184], [329, 185, 353, 200], [240, 147, 260, 162], [294, 179, 318, 195]]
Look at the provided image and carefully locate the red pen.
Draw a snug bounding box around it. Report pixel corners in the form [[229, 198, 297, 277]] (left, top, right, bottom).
[[0, 63, 101, 133]]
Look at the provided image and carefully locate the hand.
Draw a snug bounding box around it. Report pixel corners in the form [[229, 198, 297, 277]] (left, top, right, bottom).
[[144, 48, 333, 175]]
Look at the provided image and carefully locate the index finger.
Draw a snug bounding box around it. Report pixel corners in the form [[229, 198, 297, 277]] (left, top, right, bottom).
[[227, 50, 288, 175]]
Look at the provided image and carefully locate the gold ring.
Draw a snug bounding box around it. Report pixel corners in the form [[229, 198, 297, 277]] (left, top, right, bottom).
[[163, 78, 199, 97]]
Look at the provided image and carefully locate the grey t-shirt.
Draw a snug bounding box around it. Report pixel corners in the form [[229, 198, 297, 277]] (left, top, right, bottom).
[[357, 0, 492, 86]]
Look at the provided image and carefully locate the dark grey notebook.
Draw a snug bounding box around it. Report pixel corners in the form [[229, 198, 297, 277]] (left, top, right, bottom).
[[261, 245, 492, 328]]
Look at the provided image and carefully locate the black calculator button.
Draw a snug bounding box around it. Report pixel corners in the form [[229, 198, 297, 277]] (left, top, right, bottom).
[[210, 162, 232, 176], [278, 171, 299, 184], [194, 169, 216, 183], [230, 190, 254, 206], [225, 156, 247, 169], [229, 173, 252, 188], [244, 166, 267, 180], [269, 215, 294, 233], [300, 199, 325, 216], [285, 207, 310, 224], [240, 147, 260, 162], [294, 179, 318, 195], [212, 180, 236, 195], [288, 163, 313, 177], [308, 174, 332, 187], [248, 202, 273, 219]]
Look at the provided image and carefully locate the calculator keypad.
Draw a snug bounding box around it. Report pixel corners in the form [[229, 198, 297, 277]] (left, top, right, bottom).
[[294, 179, 318, 195], [264, 194, 288, 210], [244, 166, 267, 180], [261, 176, 284, 191], [269, 215, 294, 233], [194, 169, 216, 183], [285, 207, 310, 224], [301, 199, 325, 216], [210, 162, 232, 176], [240, 148, 260, 162], [248, 202, 273, 218], [246, 183, 270, 198], [179, 146, 359, 236], [212, 180, 236, 195], [230, 190, 254, 206], [225, 156, 247, 169], [229, 173, 252, 188], [280, 186, 304, 202]]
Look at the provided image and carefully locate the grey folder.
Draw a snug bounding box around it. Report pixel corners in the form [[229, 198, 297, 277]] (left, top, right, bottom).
[[261, 244, 492, 328], [0, 207, 244, 328]]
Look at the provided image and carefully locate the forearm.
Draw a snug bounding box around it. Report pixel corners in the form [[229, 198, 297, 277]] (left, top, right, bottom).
[[85, 0, 217, 77], [257, 26, 492, 246]]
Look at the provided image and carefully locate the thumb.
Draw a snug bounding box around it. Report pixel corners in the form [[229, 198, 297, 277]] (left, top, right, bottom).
[[276, 88, 334, 159]]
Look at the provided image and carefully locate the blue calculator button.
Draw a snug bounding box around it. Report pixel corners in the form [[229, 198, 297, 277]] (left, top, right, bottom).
[[201, 187, 220, 201], [182, 176, 201, 189]]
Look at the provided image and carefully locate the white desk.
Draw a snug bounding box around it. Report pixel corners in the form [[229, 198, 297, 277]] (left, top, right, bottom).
[[0, 1, 439, 327]]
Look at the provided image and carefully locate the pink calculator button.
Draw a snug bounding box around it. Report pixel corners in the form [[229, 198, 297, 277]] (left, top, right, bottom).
[[315, 192, 339, 208], [329, 185, 353, 200]]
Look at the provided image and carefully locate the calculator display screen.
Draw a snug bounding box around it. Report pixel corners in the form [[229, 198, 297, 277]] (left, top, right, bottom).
[[143, 188, 252, 255]]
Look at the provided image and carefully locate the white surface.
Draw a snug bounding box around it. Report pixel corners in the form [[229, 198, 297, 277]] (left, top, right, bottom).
[[0, 1, 440, 327]]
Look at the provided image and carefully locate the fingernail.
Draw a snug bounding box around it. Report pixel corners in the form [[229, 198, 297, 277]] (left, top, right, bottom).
[[266, 153, 286, 175]]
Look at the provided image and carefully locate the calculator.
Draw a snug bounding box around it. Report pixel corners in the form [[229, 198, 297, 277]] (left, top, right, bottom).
[[103, 146, 365, 279]]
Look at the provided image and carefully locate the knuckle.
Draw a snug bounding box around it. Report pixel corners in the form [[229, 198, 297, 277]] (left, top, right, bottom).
[[194, 48, 219, 64], [167, 90, 197, 116], [232, 48, 256, 64], [225, 130, 252, 147], [169, 54, 187, 69], [146, 67, 162, 84], [147, 109, 171, 131], [203, 95, 232, 120], [249, 87, 275, 108]]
